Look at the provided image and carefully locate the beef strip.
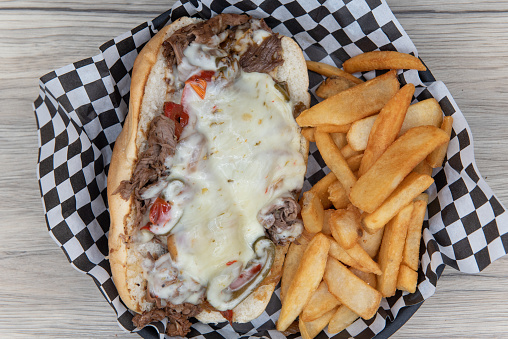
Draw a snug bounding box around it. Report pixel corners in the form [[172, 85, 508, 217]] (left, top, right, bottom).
[[165, 302, 202, 337], [193, 13, 249, 45], [114, 115, 177, 227], [132, 308, 166, 329], [147, 115, 178, 147], [162, 23, 197, 66], [258, 18, 273, 33], [239, 34, 283, 74], [132, 302, 202, 337], [133, 198, 148, 229], [163, 14, 249, 65], [261, 196, 303, 245], [162, 14, 283, 76]]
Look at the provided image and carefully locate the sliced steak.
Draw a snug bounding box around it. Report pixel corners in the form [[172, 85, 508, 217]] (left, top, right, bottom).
[[165, 302, 202, 337], [239, 34, 283, 74], [132, 302, 201, 337], [163, 13, 249, 65], [162, 13, 283, 74], [258, 196, 304, 245], [132, 308, 166, 329], [193, 13, 249, 45], [114, 115, 176, 227]]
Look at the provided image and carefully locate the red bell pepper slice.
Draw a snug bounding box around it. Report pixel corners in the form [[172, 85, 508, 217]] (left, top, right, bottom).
[[149, 197, 172, 226], [220, 309, 234, 325], [164, 102, 189, 139], [228, 264, 262, 291], [140, 223, 151, 231], [185, 70, 215, 100]]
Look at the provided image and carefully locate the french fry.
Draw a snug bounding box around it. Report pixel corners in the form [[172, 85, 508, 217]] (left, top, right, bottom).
[[329, 238, 359, 268], [301, 281, 341, 322], [346, 153, 363, 172], [282, 52, 444, 338], [329, 237, 378, 275], [347, 115, 376, 152], [277, 233, 330, 331], [302, 230, 315, 241], [358, 228, 384, 258], [315, 131, 357, 195], [343, 51, 427, 74], [306, 60, 363, 84], [328, 181, 349, 210], [331, 132, 347, 149], [358, 84, 415, 176], [413, 160, 433, 177], [329, 238, 377, 274], [377, 203, 414, 297], [322, 209, 334, 236], [302, 127, 316, 142], [362, 172, 434, 233], [402, 196, 428, 271], [350, 268, 377, 289], [396, 264, 418, 293], [347, 98, 444, 151], [302, 137, 310, 168], [271, 242, 290, 287], [302, 191, 325, 233], [316, 124, 351, 133], [340, 144, 362, 159], [299, 307, 337, 339], [346, 244, 382, 275], [349, 126, 448, 213], [316, 76, 358, 99], [330, 207, 363, 249], [309, 172, 336, 209], [427, 116, 453, 168], [328, 305, 359, 334], [401, 99, 443, 134], [281, 235, 310, 301], [324, 257, 382, 320], [296, 70, 400, 127], [414, 192, 429, 202]]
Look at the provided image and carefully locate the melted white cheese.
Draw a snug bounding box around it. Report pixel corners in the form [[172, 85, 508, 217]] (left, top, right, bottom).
[[165, 71, 306, 304], [146, 253, 205, 305], [252, 29, 270, 44], [183, 43, 224, 71]]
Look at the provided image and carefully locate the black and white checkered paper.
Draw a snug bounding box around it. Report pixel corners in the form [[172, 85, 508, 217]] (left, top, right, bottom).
[[34, 0, 508, 338]]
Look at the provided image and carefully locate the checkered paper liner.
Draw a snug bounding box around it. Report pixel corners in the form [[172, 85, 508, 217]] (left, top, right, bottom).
[[33, 0, 508, 338]]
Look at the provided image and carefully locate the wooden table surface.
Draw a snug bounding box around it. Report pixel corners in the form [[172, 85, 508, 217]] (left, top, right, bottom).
[[2, 0, 508, 338]]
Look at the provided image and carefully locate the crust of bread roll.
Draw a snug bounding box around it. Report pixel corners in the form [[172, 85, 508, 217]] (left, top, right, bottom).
[[108, 16, 310, 323]]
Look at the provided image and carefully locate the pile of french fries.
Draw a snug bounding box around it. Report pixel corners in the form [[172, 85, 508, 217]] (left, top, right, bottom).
[[276, 51, 454, 338]]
